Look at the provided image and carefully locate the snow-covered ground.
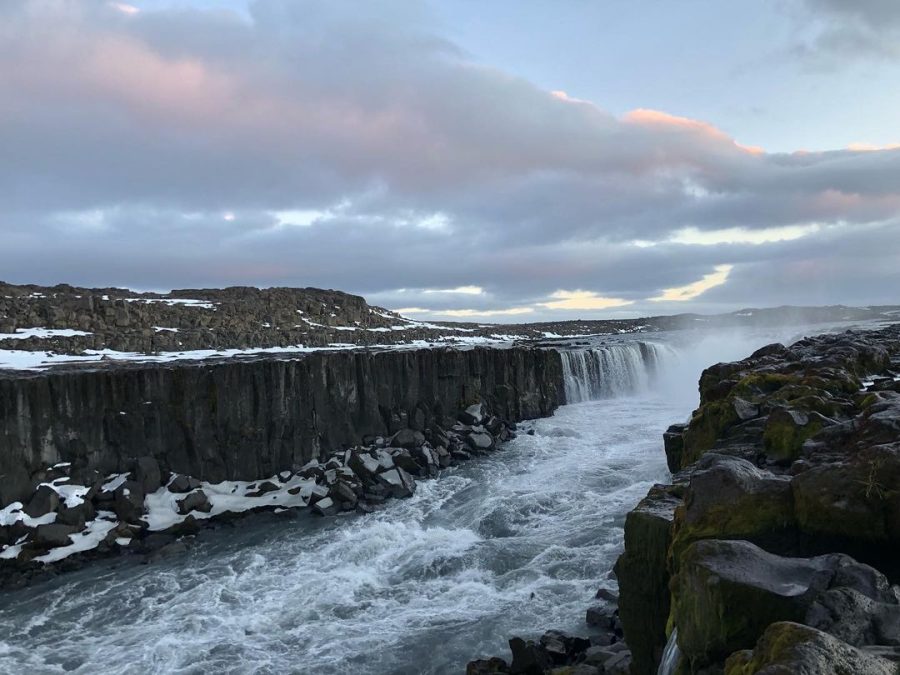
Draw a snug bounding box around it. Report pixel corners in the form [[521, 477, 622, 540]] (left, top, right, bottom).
[[0, 335, 526, 371], [0, 328, 92, 340]]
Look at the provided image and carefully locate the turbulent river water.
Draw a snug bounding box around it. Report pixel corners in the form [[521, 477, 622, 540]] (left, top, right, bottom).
[[0, 325, 860, 674]]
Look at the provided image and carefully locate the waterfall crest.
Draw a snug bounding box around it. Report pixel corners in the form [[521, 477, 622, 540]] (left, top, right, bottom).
[[560, 341, 675, 402]]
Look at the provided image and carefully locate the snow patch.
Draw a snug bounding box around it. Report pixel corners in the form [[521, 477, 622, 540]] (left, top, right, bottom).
[[0, 328, 92, 340]]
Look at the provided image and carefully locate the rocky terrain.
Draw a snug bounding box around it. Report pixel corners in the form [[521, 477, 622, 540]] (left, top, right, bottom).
[[2, 281, 898, 363], [0, 401, 528, 590], [615, 324, 900, 674]]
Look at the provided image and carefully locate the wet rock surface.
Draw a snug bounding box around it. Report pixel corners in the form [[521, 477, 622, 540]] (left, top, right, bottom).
[[616, 323, 900, 673]]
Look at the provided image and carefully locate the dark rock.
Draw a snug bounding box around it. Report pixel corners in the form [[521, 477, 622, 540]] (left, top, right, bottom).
[[113, 481, 145, 522], [311, 496, 336, 516], [56, 500, 96, 528], [465, 657, 510, 674], [614, 484, 680, 675], [376, 467, 416, 498], [586, 605, 615, 629], [0, 464, 32, 508], [674, 539, 899, 669], [33, 523, 78, 548], [247, 480, 279, 497], [595, 588, 618, 603], [348, 450, 381, 485], [674, 454, 794, 557], [391, 450, 424, 477], [732, 396, 759, 421], [176, 490, 211, 515], [168, 474, 201, 494], [328, 480, 358, 508], [725, 621, 896, 675], [508, 637, 552, 675], [662, 424, 686, 473], [391, 429, 425, 449], [603, 650, 632, 675], [24, 485, 60, 518], [467, 432, 495, 452], [459, 403, 485, 426], [132, 456, 162, 494], [582, 645, 616, 666]]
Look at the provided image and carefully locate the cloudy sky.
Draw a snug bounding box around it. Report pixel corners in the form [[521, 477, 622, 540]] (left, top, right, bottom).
[[1, 0, 898, 321]]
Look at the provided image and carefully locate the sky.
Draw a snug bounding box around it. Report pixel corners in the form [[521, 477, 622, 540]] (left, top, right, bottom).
[[1, 0, 898, 322]]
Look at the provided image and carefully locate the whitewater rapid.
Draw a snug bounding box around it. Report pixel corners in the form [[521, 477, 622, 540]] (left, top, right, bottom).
[[0, 327, 854, 674]]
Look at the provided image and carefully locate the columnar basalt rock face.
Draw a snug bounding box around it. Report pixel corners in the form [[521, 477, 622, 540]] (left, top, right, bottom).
[[616, 324, 900, 674], [0, 346, 563, 498]]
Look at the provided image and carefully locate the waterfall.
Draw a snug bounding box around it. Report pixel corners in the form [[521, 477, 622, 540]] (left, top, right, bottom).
[[657, 628, 681, 675], [560, 341, 675, 403]]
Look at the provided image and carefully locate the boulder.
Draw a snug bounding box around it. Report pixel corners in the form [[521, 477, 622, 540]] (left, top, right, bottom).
[[113, 481, 146, 522], [508, 637, 552, 675], [56, 500, 96, 528], [376, 468, 416, 498], [311, 496, 336, 516], [176, 490, 212, 515], [348, 450, 381, 485], [603, 651, 632, 675], [764, 407, 823, 463], [168, 474, 201, 494], [0, 464, 32, 508], [459, 403, 485, 426], [132, 456, 162, 494], [467, 432, 495, 452], [674, 539, 899, 669], [465, 657, 510, 674], [24, 485, 60, 518], [673, 454, 794, 558], [392, 450, 424, 477], [806, 586, 900, 647], [32, 523, 78, 548], [328, 480, 358, 509], [725, 622, 896, 675], [391, 429, 425, 449]]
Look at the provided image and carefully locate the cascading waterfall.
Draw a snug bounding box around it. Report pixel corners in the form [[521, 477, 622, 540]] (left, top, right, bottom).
[[657, 628, 681, 675], [560, 341, 676, 403]]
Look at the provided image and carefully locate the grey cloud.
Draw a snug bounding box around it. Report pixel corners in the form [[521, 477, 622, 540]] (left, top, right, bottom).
[[0, 0, 897, 320], [793, 0, 900, 61]]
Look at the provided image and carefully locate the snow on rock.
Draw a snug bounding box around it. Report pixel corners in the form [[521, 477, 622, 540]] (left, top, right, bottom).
[[0, 502, 57, 528], [101, 473, 129, 493], [41, 478, 89, 508], [0, 328, 93, 340], [34, 515, 118, 563], [142, 474, 316, 532]]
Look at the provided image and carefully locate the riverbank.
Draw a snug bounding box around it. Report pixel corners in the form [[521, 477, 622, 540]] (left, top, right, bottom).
[[618, 323, 900, 674]]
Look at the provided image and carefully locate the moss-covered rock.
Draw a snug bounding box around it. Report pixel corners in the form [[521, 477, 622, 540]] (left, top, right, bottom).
[[671, 455, 795, 563], [614, 484, 681, 675], [792, 462, 889, 542], [724, 622, 896, 675], [673, 540, 824, 668]]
